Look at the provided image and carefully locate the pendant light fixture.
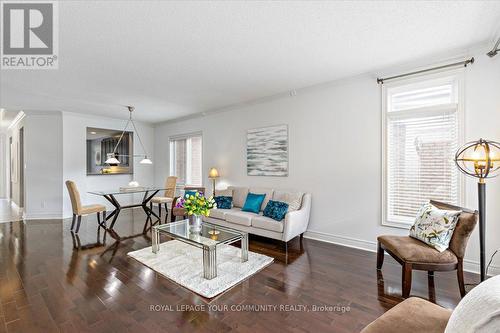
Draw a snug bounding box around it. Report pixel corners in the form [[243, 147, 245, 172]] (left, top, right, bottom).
[[104, 106, 152, 165]]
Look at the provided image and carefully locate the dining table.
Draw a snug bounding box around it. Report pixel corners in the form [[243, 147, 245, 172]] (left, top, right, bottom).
[[88, 187, 165, 240]]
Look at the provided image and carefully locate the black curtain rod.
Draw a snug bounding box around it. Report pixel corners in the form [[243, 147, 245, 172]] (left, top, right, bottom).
[[377, 57, 474, 84]]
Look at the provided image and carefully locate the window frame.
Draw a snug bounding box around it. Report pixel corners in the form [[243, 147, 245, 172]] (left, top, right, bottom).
[[381, 69, 465, 229], [169, 131, 203, 187]]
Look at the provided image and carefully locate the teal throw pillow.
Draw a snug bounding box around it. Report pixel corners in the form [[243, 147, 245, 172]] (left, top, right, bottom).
[[241, 193, 266, 214], [185, 190, 201, 198], [214, 196, 232, 209], [263, 200, 289, 221]]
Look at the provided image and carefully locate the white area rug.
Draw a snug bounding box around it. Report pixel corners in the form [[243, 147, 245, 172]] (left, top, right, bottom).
[[127, 240, 274, 298]]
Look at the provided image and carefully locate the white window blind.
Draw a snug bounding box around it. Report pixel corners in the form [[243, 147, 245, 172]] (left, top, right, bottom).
[[169, 134, 202, 186], [384, 76, 462, 225]]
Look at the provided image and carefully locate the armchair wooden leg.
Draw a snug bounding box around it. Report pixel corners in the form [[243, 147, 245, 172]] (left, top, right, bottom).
[[457, 259, 466, 297], [97, 212, 101, 228], [70, 214, 76, 230], [377, 242, 384, 269], [427, 271, 436, 303], [75, 215, 82, 233], [402, 263, 412, 298]]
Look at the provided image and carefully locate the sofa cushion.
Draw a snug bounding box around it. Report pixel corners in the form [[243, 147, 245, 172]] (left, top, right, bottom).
[[361, 297, 451, 333], [249, 187, 274, 210], [215, 188, 233, 197], [209, 208, 239, 220], [228, 186, 249, 208], [378, 235, 457, 264], [273, 190, 304, 211], [445, 274, 500, 333], [225, 211, 257, 226], [252, 215, 284, 233]]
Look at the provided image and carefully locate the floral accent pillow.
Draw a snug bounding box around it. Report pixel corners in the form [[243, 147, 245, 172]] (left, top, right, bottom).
[[409, 202, 461, 252]]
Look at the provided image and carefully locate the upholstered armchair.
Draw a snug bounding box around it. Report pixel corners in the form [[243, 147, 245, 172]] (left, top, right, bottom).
[[170, 186, 206, 222], [377, 200, 478, 298], [360, 275, 500, 333]]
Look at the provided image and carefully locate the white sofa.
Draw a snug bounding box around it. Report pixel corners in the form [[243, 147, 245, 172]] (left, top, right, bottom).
[[203, 186, 311, 242]]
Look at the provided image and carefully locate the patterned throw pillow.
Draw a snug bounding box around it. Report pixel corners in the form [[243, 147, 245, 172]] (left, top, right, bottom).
[[409, 202, 461, 252], [214, 196, 232, 209], [263, 200, 289, 221]]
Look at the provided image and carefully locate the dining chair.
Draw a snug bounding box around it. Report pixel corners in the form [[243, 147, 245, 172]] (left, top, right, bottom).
[[66, 180, 107, 233], [150, 176, 177, 223]]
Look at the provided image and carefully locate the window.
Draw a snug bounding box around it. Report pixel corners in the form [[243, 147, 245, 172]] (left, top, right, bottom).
[[383, 73, 463, 227], [169, 133, 202, 186]]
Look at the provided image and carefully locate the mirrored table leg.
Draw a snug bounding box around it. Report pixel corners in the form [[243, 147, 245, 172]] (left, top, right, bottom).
[[203, 245, 217, 279], [241, 233, 249, 262], [152, 227, 160, 253]]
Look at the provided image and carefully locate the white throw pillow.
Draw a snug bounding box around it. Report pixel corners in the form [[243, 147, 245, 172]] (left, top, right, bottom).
[[409, 202, 461, 252], [214, 189, 233, 197], [227, 186, 249, 208], [445, 275, 500, 333], [273, 191, 304, 212]]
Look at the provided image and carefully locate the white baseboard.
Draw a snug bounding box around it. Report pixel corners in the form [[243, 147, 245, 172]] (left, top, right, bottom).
[[304, 230, 500, 276], [24, 212, 64, 220], [304, 230, 378, 252]]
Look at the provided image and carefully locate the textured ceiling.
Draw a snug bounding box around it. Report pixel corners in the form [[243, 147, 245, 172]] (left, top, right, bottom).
[[1, 1, 499, 123]]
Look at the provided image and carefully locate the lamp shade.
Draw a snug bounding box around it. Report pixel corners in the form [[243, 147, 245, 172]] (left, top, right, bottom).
[[105, 153, 120, 164], [140, 156, 153, 165], [455, 139, 500, 179], [208, 167, 219, 178]]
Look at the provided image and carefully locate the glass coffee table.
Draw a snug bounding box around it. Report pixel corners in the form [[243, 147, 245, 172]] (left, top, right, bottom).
[[151, 219, 249, 279]]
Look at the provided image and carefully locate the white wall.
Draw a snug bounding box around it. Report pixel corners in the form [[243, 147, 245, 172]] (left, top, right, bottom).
[[6, 115, 26, 208], [5, 111, 64, 218], [23, 112, 63, 219], [154, 53, 500, 274], [0, 132, 6, 198], [62, 112, 155, 218]]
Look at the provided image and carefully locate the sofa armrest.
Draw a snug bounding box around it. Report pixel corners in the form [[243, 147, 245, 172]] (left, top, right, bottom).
[[282, 193, 311, 242]]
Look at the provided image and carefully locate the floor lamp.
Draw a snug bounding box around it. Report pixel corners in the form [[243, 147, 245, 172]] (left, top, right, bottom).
[[208, 168, 219, 197], [455, 138, 500, 281]]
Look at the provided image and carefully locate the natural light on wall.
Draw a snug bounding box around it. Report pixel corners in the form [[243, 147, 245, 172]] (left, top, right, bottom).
[[383, 72, 463, 227]]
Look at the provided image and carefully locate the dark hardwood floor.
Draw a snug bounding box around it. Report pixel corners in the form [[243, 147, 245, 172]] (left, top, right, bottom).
[[0, 210, 478, 333]]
